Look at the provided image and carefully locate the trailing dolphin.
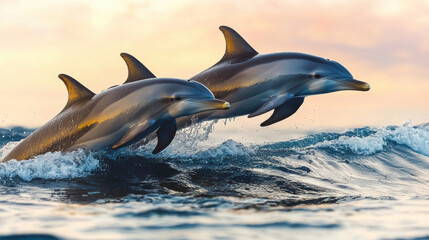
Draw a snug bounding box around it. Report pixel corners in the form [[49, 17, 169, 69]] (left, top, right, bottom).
[[2, 67, 230, 161], [123, 26, 370, 128]]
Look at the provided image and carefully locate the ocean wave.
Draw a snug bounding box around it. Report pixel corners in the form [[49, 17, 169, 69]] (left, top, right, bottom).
[[0, 138, 254, 181], [148, 139, 255, 159], [315, 122, 429, 156], [0, 127, 34, 146], [261, 122, 429, 157], [128, 120, 255, 159], [0, 122, 427, 185], [0, 149, 99, 181], [195, 139, 255, 159]]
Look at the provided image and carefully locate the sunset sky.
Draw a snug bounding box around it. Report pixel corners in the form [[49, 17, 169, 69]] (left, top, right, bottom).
[[0, 0, 428, 132]]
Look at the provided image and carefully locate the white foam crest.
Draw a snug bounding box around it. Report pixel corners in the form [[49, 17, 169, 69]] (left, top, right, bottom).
[[0, 148, 100, 181], [0, 141, 21, 160], [387, 122, 429, 156], [171, 120, 255, 157], [317, 134, 386, 155], [133, 138, 255, 160], [193, 139, 255, 159], [316, 122, 429, 156]]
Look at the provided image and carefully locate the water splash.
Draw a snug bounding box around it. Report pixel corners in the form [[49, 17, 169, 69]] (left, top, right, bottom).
[[134, 120, 220, 156], [0, 149, 99, 181]]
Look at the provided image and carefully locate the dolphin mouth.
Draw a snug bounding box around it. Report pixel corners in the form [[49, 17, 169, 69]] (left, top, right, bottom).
[[204, 99, 231, 110], [345, 79, 370, 91], [192, 98, 230, 111]]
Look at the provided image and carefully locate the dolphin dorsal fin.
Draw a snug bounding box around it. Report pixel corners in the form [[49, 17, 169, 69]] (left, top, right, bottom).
[[120, 53, 156, 84], [58, 74, 95, 110], [219, 26, 258, 63]]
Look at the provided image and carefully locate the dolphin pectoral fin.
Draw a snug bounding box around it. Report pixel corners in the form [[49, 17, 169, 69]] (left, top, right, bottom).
[[217, 26, 258, 63], [248, 93, 295, 118], [58, 74, 95, 110], [120, 53, 156, 84], [260, 97, 305, 127], [112, 121, 153, 149], [152, 119, 177, 154]]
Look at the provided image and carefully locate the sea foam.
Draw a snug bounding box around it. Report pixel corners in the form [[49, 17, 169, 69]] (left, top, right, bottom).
[[0, 149, 99, 181], [316, 122, 429, 156]]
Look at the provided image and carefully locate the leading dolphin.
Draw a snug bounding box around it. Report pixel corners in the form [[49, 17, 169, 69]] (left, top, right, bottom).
[[188, 26, 370, 126], [124, 26, 370, 128], [2, 69, 230, 161]]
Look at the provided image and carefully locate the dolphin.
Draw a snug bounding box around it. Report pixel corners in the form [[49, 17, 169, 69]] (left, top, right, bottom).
[[122, 26, 370, 129], [2, 68, 230, 162]]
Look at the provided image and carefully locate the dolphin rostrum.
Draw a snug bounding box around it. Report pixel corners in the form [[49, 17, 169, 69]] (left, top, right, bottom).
[[2, 68, 230, 161], [123, 26, 370, 129]]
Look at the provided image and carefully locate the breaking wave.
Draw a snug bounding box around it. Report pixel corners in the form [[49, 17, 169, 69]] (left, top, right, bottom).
[[0, 122, 428, 199], [0, 149, 99, 181], [314, 122, 429, 156]]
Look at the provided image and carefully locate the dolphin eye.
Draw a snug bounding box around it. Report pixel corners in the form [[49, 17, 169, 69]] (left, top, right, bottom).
[[170, 96, 182, 102]]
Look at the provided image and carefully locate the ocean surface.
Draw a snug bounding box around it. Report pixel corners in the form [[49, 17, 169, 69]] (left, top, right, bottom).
[[0, 122, 428, 240]]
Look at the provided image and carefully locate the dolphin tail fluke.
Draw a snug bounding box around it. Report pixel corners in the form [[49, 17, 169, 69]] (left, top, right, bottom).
[[260, 97, 305, 127], [248, 92, 294, 118], [120, 53, 156, 84], [152, 119, 177, 154], [58, 74, 95, 110], [218, 26, 258, 63]]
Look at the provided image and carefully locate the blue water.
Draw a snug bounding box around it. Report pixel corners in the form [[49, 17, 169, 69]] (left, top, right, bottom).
[[0, 122, 428, 240]]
